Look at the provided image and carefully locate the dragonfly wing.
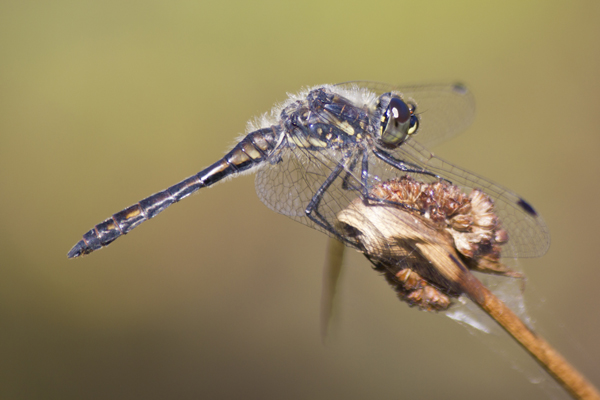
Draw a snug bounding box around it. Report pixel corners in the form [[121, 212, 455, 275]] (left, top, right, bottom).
[[374, 138, 550, 258], [255, 141, 365, 238]]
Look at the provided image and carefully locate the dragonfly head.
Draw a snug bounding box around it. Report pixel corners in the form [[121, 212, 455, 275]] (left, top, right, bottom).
[[377, 94, 419, 147]]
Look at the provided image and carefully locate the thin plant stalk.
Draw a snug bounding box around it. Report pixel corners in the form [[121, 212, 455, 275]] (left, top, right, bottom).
[[462, 270, 599, 400]]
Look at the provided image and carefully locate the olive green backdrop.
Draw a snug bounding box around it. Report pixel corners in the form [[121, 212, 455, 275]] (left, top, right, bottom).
[[1, 1, 598, 399]]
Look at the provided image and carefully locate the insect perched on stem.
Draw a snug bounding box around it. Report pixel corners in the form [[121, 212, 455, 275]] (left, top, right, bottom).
[[67, 82, 548, 260]]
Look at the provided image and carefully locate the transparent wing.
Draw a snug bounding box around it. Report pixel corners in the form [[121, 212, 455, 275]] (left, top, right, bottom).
[[255, 139, 365, 238], [371, 138, 550, 258], [336, 81, 475, 149], [256, 135, 549, 259]]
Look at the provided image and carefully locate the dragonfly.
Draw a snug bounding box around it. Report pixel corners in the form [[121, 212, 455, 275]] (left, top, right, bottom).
[[67, 82, 550, 260]]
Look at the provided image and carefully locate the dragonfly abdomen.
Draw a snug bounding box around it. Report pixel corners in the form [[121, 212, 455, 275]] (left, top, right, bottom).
[[67, 127, 279, 258]]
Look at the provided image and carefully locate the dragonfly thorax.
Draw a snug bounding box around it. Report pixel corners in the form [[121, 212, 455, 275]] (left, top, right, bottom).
[[279, 87, 373, 150]]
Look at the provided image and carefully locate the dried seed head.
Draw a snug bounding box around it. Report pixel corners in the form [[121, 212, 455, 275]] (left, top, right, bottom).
[[337, 175, 521, 311], [370, 176, 518, 276], [392, 268, 452, 311]]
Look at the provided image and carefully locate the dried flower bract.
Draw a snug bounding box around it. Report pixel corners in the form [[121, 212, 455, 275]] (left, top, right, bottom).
[[336, 175, 521, 311]]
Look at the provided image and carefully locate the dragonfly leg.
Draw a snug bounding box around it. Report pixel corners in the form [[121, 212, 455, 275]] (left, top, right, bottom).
[[372, 148, 450, 183], [361, 149, 435, 213], [341, 150, 361, 191], [305, 157, 358, 245]]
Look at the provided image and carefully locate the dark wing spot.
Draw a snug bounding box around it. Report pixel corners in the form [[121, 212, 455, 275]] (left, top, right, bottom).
[[452, 83, 469, 95], [517, 198, 538, 216]]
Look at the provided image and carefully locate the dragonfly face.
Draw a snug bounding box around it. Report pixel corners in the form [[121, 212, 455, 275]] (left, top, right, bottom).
[[68, 82, 549, 261]]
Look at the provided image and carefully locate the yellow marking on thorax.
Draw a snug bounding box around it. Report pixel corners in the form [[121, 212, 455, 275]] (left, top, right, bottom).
[[289, 133, 311, 148], [307, 136, 327, 147], [337, 121, 355, 136]]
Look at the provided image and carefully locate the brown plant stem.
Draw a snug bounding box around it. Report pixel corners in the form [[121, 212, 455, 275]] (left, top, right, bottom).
[[460, 273, 600, 400]]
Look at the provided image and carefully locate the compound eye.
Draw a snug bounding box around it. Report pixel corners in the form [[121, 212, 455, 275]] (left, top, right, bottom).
[[380, 96, 419, 146], [388, 97, 410, 124], [407, 114, 419, 135]]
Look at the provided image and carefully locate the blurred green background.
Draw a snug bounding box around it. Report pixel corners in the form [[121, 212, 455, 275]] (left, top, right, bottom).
[[1, 1, 599, 399]]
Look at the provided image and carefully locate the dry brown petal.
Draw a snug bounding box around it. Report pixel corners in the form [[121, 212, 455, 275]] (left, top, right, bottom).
[[495, 229, 509, 244], [449, 214, 472, 231]]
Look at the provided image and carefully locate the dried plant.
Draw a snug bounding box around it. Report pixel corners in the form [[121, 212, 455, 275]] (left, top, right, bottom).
[[335, 175, 599, 400]]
